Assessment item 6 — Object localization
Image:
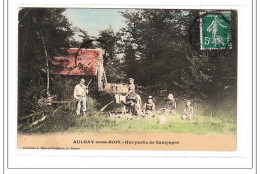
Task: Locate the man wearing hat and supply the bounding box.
[74,78,88,117]
[142,96,156,118]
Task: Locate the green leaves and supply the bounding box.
[118,9,236,101]
[18,8,75,119]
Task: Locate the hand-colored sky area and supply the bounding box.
[63,9,128,40]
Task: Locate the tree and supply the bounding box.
[68,27,92,48]
[119,9,237,100]
[18,8,75,117]
[97,27,126,82]
[97,27,118,63]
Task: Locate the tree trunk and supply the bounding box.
[41,33,50,96]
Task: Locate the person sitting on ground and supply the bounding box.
[142,96,156,118]
[181,100,194,120]
[165,94,177,115]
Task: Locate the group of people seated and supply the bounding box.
[126,78,194,120]
[74,77,194,121]
[142,94,193,120]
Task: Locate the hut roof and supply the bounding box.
[50,48,103,76]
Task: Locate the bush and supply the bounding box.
[18,96,114,133]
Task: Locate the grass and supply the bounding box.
[66,113,237,135]
[18,96,237,135]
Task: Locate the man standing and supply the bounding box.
[74,78,88,117]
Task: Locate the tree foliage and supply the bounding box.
[119,9,237,101]
[18,8,75,117]
[96,28,127,82]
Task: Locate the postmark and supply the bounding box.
[200,11,232,50]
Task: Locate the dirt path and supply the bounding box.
[18,132,236,151]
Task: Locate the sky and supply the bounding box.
[63,9,127,40]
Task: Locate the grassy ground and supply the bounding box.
[18,97,237,135]
[67,113,236,135]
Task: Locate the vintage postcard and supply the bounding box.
[17,8,237,151]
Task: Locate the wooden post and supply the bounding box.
[97,49,107,90]
[97,58,103,90]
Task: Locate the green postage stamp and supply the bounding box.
[200,11,232,50]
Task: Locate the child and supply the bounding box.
[165,94,177,115]
[126,78,136,100]
[142,96,156,117]
[181,100,194,120]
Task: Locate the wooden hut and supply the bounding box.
[50,48,107,90]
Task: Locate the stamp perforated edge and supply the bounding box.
[199,11,232,50]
